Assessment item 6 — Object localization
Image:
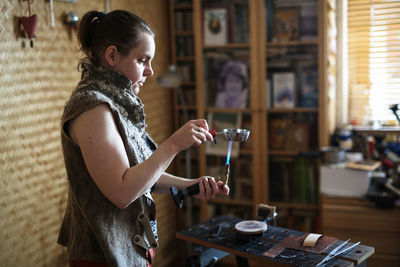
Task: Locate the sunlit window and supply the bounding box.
[347,0,400,125]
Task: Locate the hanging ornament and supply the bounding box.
[64,11,79,30]
[63,11,79,40]
[19,0,37,48]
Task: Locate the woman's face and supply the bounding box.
[114,33,155,95]
[225,74,244,98]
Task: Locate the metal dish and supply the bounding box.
[223,128,250,142]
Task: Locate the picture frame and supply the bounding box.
[203,52,250,108]
[272,8,299,42]
[203,5,231,46]
[272,72,295,108]
[214,60,249,109]
[206,112,242,157]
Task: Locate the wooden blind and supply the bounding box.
[347,0,400,125]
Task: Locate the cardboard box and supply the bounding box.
[320,165,371,198]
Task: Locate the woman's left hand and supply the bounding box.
[194,176,230,200]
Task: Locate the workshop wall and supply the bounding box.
[0,0,177,266]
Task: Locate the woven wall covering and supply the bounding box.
[0,0,176,266]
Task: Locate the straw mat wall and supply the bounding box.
[0,0,178,266]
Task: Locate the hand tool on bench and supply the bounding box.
[316,239,361,266]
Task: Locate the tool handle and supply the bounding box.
[182,183,201,197]
[170,183,200,208]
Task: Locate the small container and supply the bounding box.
[337,129,353,151]
[321,146,346,163]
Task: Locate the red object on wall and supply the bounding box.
[20,14,37,40]
[19,0,37,47]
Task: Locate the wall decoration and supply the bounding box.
[19,0,37,48]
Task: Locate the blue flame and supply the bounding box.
[226,141,233,164]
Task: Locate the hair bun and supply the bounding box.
[91,11,105,23]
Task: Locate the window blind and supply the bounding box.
[347,0,400,125]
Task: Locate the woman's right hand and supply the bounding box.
[167,119,214,152]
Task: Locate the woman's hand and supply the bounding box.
[194,176,230,200]
[167,119,214,153]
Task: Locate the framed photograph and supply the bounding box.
[203,5,231,46]
[203,52,250,108]
[214,60,249,108]
[206,112,242,157]
[272,72,295,108]
[272,8,299,42]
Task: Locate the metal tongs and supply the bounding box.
[316,239,360,266]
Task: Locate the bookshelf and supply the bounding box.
[168,0,329,232]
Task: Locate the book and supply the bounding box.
[285,122,309,151]
[268,118,291,150]
[272,8,299,42]
[299,4,318,41]
[298,64,318,108]
[272,72,295,108]
[235,178,253,201]
[232,2,249,43]
[235,159,252,179]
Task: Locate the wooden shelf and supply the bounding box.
[352,126,400,135]
[176,56,195,62]
[204,43,250,50]
[177,105,197,110]
[268,150,299,156]
[174,4,193,10]
[266,40,318,47]
[270,202,319,211]
[174,31,194,36]
[267,108,318,113]
[181,81,196,86]
[205,107,253,113]
[208,197,253,207]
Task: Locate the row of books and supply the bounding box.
[176,62,195,82]
[175,10,193,32]
[269,156,318,204]
[176,36,194,57]
[267,64,319,109]
[268,112,318,151]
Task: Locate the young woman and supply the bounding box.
[58,10,229,267]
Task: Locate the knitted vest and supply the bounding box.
[58,60,158,267]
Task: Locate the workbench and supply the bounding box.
[177,215,374,267]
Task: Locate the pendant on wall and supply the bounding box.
[19,0,37,48]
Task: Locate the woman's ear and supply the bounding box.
[104,45,119,67]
